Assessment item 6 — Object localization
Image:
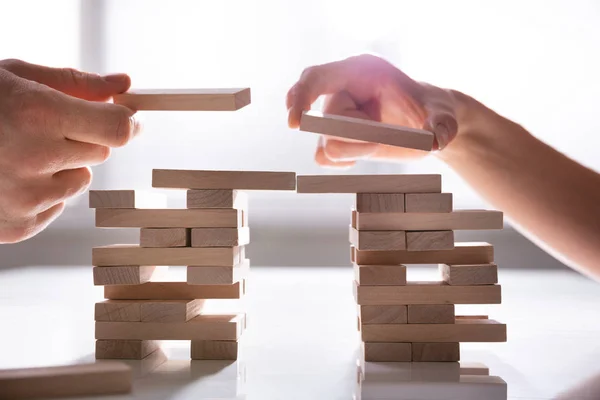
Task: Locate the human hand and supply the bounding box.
[0,59,141,243]
[286,54,461,168]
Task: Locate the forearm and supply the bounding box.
[438,92,600,280]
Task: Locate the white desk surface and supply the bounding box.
[0,265,599,400]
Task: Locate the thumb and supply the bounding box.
[423,100,458,151]
[0,59,131,101]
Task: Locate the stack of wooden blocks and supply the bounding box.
[297,173,507,363]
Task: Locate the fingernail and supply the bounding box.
[103,73,129,84]
[434,123,450,150]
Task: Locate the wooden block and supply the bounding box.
[0,361,131,399]
[104,281,243,300]
[190,340,238,360]
[95,314,245,340]
[408,305,455,324]
[95,300,142,322]
[88,190,166,209]
[112,88,251,111]
[406,231,454,251]
[187,258,250,285]
[140,228,190,247]
[187,189,248,209]
[360,305,408,324]
[356,193,405,213]
[460,362,490,375]
[93,266,162,286]
[354,281,501,305]
[456,315,489,320]
[299,110,434,151]
[349,227,406,251]
[95,299,205,322]
[191,227,249,247]
[353,242,494,265]
[351,209,357,228]
[440,263,498,285]
[296,174,441,194]
[362,319,507,342]
[95,340,160,360]
[356,210,503,230]
[92,245,242,266]
[354,264,406,286]
[405,193,453,213]
[412,343,460,362]
[363,342,412,362]
[96,208,243,228]
[152,169,296,190]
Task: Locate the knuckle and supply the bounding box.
[60,68,87,89]
[109,108,134,147]
[0,58,25,73]
[66,168,93,197]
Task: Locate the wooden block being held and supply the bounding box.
[89,190,166,209]
[296,174,441,194]
[353,242,494,265]
[95,340,160,360]
[0,361,131,399]
[190,340,238,360]
[412,342,460,362]
[299,110,434,151]
[405,193,453,213]
[356,193,405,213]
[349,227,406,251]
[140,228,190,247]
[93,266,164,286]
[187,259,250,285]
[96,209,243,228]
[355,210,503,230]
[187,189,248,209]
[363,342,412,362]
[406,231,454,251]
[104,281,243,300]
[152,169,296,190]
[191,227,249,247]
[113,88,251,111]
[360,305,408,324]
[354,264,406,286]
[408,305,455,324]
[93,245,242,266]
[440,263,498,285]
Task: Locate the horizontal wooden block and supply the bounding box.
[96,208,243,228]
[353,242,494,265]
[140,228,190,247]
[349,227,406,251]
[104,282,243,300]
[0,361,131,399]
[356,210,503,230]
[95,314,245,340]
[296,174,441,194]
[95,340,160,360]
[362,319,506,342]
[187,259,250,285]
[408,305,455,324]
[363,342,412,362]
[112,88,251,111]
[406,231,454,251]
[360,305,408,324]
[190,340,238,360]
[152,169,296,190]
[299,110,434,151]
[92,245,243,266]
[405,193,453,213]
[191,227,250,247]
[456,315,489,320]
[354,281,501,305]
[186,189,248,209]
[440,263,498,285]
[95,299,205,322]
[412,342,460,362]
[93,266,163,286]
[354,264,406,286]
[88,190,166,209]
[356,193,405,213]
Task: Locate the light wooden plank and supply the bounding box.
[406,231,454,251]
[93,266,163,286]
[408,305,455,324]
[296,174,441,194]
[412,343,460,362]
[0,361,131,399]
[104,282,243,300]
[96,208,242,228]
[354,264,406,286]
[88,190,166,209]
[140,228,190,247]
[187,259,250,285]
[349,227,406,251]
[352,242,494,265]
[95,300,142,322]
[152,169,296,190]
[356,210,503,230]
[440,263,498,285]
[299,110,434,151]
[187,189,248,209]
[356,193,405,213]
[191,227,250,247]
[190,340,238,360]
[405,193,453,213]
[92,245,242,266]
[354,281,501,305]
[363,342,412,362]
[112,88,251,111]
[140,299,205,323]
[360,305,408,324]
[362,319,506,342]
[95,340,160,360]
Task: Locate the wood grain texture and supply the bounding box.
[112,88,251,111]
[408,305,456,324]
[95,340,160,360]
[93,266,161,286]
[354,281,501,305]
[440,263,498,285]
[405,193,453,213]
[360,305,408,324]
[356,193,405,213]
[299,110,434,151]
[92,245,243,266]
[356,210,503,230]
[89,190,166,209]
[140,299,205,322]
[152,169,296,190]
[349,227,406,251]
[412,342,460,362]
[96,209,243,228]
[187,259,250,285]
[0,361,131,399]
[190,340,238,360]
[191,227,249,247]
[104,281,243,300]
[406,231,454,251]
[95,300,142,322]
[353,242,494,265]
[361,319,507,342]
[363,342,412,362]
[354,264,407,286]
[95,314,245,340]
[296,174,441,194]
[140,228,190,247]
[186,189,248,209]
